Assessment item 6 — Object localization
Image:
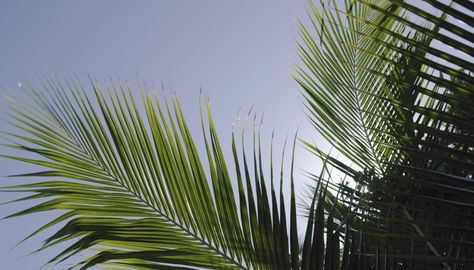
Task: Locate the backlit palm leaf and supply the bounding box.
[296,0,474,268]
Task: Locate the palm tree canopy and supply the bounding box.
[296,0,474,268]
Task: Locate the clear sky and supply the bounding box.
[0,1,325,269]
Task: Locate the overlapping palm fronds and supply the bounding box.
[296,0,474,268]
[1,0,473,269]
[0,80,304,270]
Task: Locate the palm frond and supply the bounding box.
[297,0,474,268]
[0,79,300,270]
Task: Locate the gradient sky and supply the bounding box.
[0,1,328,269]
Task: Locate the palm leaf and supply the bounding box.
[296,0,474,268]
[0,79,300,270]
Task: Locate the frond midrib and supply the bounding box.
[351,30,386,176]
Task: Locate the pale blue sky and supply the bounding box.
[0,1,325,269]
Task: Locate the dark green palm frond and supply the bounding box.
[297,0,474,268]
[0,79,300,270]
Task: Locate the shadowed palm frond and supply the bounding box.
[296,0,474,269]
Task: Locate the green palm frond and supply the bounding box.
[297,0,474,268]
[295,0,410,175]
[0,79,300,270]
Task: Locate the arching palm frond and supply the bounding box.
[296,0,474,268]
[0,80,300,270]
